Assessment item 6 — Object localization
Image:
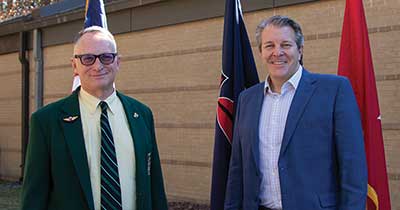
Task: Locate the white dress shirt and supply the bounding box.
[258,66,302,209]
[79,88,136,210]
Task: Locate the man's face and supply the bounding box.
[72,32,120,95]
[260,25,302,85]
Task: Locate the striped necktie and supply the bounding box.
[99,101,122,210]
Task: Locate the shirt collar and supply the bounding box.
[79,88,117,115]
[264,65,303,94]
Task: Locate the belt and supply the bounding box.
[259,206,281,210]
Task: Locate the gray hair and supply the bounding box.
[73,26,117,52]
[255,15,304,52]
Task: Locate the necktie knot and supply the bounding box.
[100,101,108,113]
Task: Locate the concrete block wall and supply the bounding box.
[0,52,22,181]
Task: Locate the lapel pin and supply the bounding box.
[63,116,79,122]
[133,112,139,118]
[147,152,152,176]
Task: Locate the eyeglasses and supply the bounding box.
[74,53,118,66]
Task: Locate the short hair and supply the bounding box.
[255,15,304,52]
[73,26,117,52]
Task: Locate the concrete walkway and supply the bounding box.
[0,180,20,210]
[0,180,209,210]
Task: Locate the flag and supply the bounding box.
[338,0,391,209]
[72,0,108,91]
[210,0,259,209]
[84,0,108,29]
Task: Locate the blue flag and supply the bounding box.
[72,0,108,91]
[210,0,259,209]
[84,0,108,29]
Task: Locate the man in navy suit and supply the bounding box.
[224,15,367,210]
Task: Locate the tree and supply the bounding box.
[0,0,60,22]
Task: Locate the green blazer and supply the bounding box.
[21,89,168,210]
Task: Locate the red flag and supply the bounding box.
[338,0,391,209]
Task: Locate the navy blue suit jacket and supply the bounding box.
[224,69,367,210]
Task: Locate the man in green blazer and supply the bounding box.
[21,26,168,210]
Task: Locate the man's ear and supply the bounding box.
[298,45,304,65]
[113,55,121,73]
[258,46,263,57]
[298,45,304,62]
[299,45,304,55]
[116,55,121,67]
[71,58,78,75]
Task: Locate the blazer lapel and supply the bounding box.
[60,89,94,210]
[280,70,317,156]
[117,92,149,204]
[250,83,266,172]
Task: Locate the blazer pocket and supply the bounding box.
[319,193,338,208]
[136,192,145,210]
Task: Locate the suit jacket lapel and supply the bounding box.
[117,92,149,204]
[280,70,317,156]
[60,89,94,210]
[251,83,266,172]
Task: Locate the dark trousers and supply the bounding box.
[259,206,274,210]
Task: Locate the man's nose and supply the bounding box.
[92,57,103,70]
[272,47,284,56]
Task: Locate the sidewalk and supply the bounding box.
[0,180,209,210]
[0,180,20,210]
